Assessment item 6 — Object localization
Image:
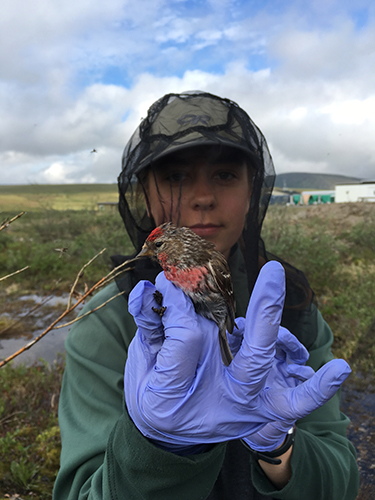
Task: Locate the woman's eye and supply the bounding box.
[166,172,188,183]
[216,171,235,181]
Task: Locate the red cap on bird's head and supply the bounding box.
[147,226,164,242]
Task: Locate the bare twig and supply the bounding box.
[92,257,138,291]
[0,212,28,282]
[0,295,52,337]
[0,266,30,283]
[67,248,107,310]
[0,278,104,368]
[53,290,127,329]
[0,256,139,368]
[0,279,61,337]
[0,211,26,232]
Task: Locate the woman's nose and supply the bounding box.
[190,177,216,210]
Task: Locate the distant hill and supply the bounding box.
[274,173,361,190]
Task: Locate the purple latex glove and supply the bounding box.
[232,312,350,452]
[240,325,314,451]
[125,261,351,447]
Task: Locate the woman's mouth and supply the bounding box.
[189,224,222,237]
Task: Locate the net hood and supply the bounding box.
[118,91,276,292]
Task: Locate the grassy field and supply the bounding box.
[0,184,118,211]
[263,203,375,372]
[1,192,375,498]
[0,210,135,297]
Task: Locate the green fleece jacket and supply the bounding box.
[53,253,359,500]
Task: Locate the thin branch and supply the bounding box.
[0,266,30,283]
[0,211,26,232]
[67,248,107,310]
[53,290,127,329]
[0,295,52,337]
[0,280,61,337]
[94,265,135,292]
[0,256,139,368]
[93,257,139,291]
[0,279,103,368]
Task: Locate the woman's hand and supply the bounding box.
[125,262,351,448]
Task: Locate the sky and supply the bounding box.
[0,0,374,185]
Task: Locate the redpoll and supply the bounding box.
[136,222,236,365]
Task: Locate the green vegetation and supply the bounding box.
[0,183,118,211]
[0,358,64,498]
[0,199,374,498]
[262,203,375,373]
[0,204,135,497]
[0,209,135,295]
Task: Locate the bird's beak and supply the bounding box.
[136,245,153,259]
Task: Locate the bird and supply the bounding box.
[54,247,69,258]
[136,222,236,365]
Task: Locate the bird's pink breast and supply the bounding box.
[164,265,208,292]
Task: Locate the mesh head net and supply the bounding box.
[118,90,275,293]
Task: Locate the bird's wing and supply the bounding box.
[207,255,236,333]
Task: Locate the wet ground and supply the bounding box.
[341,378,375,498]
[0,294,81,366]
[0,294,374,497]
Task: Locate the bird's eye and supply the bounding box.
[155,241,164,248]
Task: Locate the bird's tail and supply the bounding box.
[219,330,233,366]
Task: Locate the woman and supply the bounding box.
[53,91,359,499]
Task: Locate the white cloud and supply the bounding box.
[43,163,67,184]
[0,0,374,184]
[289,107,308,121]
[320,97,375,124]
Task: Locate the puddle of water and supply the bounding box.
[0,293,83,366]
[18,294,70,307]
[0,324,70,366]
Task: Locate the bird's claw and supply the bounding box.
[152,290,167,317]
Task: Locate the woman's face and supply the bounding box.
[145,146,252,259]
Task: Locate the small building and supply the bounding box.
[335,180,375,203]
[292,190,335,206]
